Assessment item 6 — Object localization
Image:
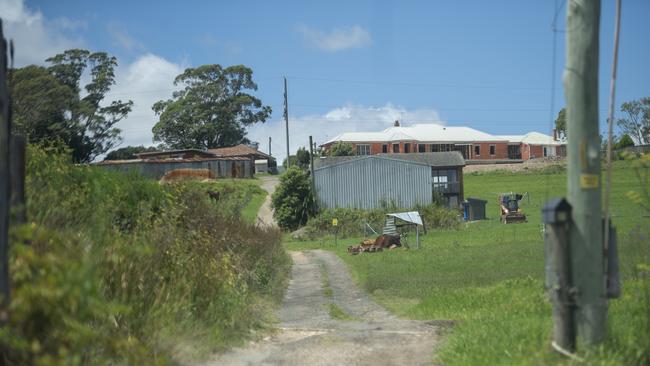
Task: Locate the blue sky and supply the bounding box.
[2,0,649,161]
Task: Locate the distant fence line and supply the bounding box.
[96,158,253,180]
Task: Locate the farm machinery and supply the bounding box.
[498,192,527,224]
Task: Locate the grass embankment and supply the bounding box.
[1,146,289,365]
[285,161,649,365]
[200,178,267,224]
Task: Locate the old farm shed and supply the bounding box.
[313,152,465,210]
[96,149,253,179]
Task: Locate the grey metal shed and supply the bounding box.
[314,155,432,210]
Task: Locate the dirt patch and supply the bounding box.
[198,250,446,366]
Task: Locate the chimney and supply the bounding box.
[394,120,400,127]
[552,129,558,141]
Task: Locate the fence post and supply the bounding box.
[0,19,11,328]
[543,198,575,352]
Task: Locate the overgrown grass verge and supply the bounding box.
[0,145,289,365]
[284,160,650,365]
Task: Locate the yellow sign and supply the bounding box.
[332,218,338,226]
[580,174,599,189]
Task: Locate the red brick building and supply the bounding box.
[321,123,565,161]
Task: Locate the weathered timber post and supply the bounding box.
[563,0,606,344]
[543,198,575,352]
[0,19,11,324]
[9,135,25,224]
[309,135,316,196]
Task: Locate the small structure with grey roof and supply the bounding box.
[314,152,465,210]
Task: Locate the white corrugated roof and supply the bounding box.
[496,132,563,145]
[325,123,505,144]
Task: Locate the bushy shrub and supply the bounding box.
[1,145,289,364]
[303,203,461,239]
[271,167,315,230]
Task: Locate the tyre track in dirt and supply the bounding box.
[201,249,447,366]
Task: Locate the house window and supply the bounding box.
[392,143,400,153]
[474,145,481,156]
[430,144,437,152]
[356,144,371,155]
[382,144,388,153]
[489,145,496,156]
[404,143,411,153]
[418,144,426,153]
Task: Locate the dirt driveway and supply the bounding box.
[256,176,280,227]
[201,250,445,366]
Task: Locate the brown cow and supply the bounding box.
[347,234,402,255]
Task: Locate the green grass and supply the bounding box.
[284,160,650,365]
[327,303,357,321]
[241,187,267,223]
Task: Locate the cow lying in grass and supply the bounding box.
[347,234,402,255]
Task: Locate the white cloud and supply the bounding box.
[246,104,443,163]
[109,54,185,148]
[298,25,371,52]
[0,0,84,66]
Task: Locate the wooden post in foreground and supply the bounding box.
[563,0,606,344]
[543,198,575,352]
[0,19,11,324]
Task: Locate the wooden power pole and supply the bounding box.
[564,0,606,344]
[283,77,290,168]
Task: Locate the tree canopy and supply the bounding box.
[554,108,567,140]
[104,145,158,160]
[10,49,133,162]
[152,64,271,150]
[617,97,649,145]
[328,141,355,156]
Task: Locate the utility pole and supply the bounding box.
[283,77,290,168]
[564,0,605,344]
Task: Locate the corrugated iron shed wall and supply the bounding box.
[98,158,253,180]
[314,156,432,210]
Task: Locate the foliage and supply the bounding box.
[328,141,355,156]
[302,204,461,239]
[616,133,635,149]
[0,145,289,364]
[152,64,272,149]
[285,160,650,365]
[622,152,650,213]
[104,145,158,160]
[10,49,133,162]
[271,167,315,230]
[554,107,566,140]
[9,66,76,145]
[617,97,650,145]
[282,147,311,169]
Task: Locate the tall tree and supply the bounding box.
[46,49,133,162]
[152,64,271,149]
[617,97,650,145]
[10,50,132,162]
[555,108,567,140]
[10,65,77,143]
